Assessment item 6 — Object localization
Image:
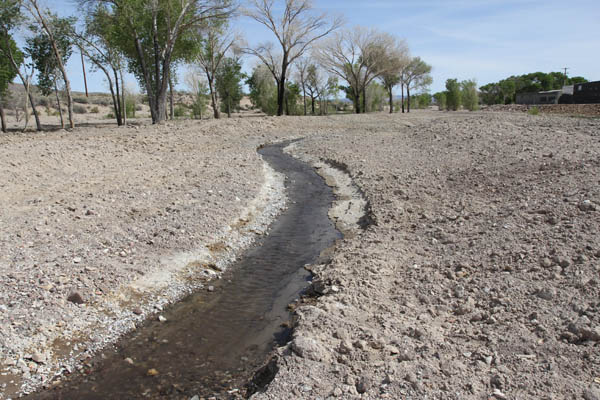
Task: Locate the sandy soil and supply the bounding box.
[1,110,600,399]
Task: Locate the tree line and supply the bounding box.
[0,0,434,132]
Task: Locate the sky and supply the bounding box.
[28,0,600,95]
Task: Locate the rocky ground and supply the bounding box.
[1,110,599,399]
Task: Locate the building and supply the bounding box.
[516,90,562,105]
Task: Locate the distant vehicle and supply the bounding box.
[516,80,600,105]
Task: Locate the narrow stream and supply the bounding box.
[29,142,342,399]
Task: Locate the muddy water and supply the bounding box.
[29,142,341,399]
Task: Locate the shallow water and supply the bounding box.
[29,141,341,399]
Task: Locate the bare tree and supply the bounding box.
[23,0,75,129]
[293,57,309,116]
[195,21,237,119]
[316,27,396,114]
[304,63,324,115]
[378,36,409,113]
[243,0,342,116]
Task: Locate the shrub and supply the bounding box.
[105,112,115,119]
[125,98,136,118]
[90,106,99,114]
[528,106,539,115]
[174,104,187,118]
[73,104,87,114]
[37,97,50,107]
[91,97,110,106]
[73,97,89,104]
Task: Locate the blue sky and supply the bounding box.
[39,0,600,94]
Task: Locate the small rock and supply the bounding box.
[356,377,369,394]
[338,340,353,355]
[190,396,200,400]
[579,200,596,212]
[540,258,552,268]
[207,286,215,292]
[31,352,46,364]
[490,374,503,389]
[158,315,167,322]
[85,209,95,216]
[73,257,82,264]
[132,308,143,315]
[124,357,134,365]
[492,388,507,399]
[398,349,416,362]
[535,287,555,300]
[147,368,159,376]
[67,292,84,304]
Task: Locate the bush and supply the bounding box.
[105,112,115,119]
[73,97,89,104]
[73,104,87,114]
[90,106,99,114]
[37,97,50,107]
[91,97,110,106]
[174,104,187,118]
[528,106,539,115]
[125,98,136,118]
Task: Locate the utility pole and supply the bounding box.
[562,67,569,86]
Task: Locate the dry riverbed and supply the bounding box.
[1,110,599,399]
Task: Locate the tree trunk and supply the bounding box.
[227,95,231,118]
[401,83,405,113]
[132,33,156,123]
[407,86,411,113]
[302,83,307,116]
[112,68,122,125]
[54,80,64,129]
[277,59,288,117]
[353,91,361,114]
[120,70,126,126]
[388,86,394,113]
[169,73,174,120]
[311,96,315,115]
[362,85,367,113]
[0,101,6,133]
[208,75,219,119]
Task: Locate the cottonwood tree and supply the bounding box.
[305,63,324,114]
[246,63,278,115]
[82,0,235,124]
[75,6,127,125]
[445,78,461,111]
[378,36,409,113]
[293,57,309,115]
[316,27,396,114]
[460,79,478,111]
[0,35,19,132]
[26,15,74,128]
[243,0,342,116]
[215,55,244,117]
[402,56,432,112]
[23,0,76,128]
[0,0,42,131]
[194,21,238,119]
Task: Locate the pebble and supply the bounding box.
[147,368,159,376]
[535,288,555,300]
[158,315,167,322]
[124,357,134,365]
[492,388,507,399]
[67,292,84,304]
[540,258,552,268]
[73,257,82,264]
[208,286,215,292]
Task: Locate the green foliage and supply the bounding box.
[0,33,22,97]
[125,96,136,118]
[284,82,301,115]
[247,64,278,115]
[460,79,479,111]
[90,106,99,113]
[365,82,386,112]
[216,57,244,116]
[25,14,75,97]
[174,104,187,118]
[480,72,589,105]
[433,92,446,110]
[191,80,209,119]
[528,106,539,115]
[445,79,461,111]
[73,97,89,104]
[413,93,432,109]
